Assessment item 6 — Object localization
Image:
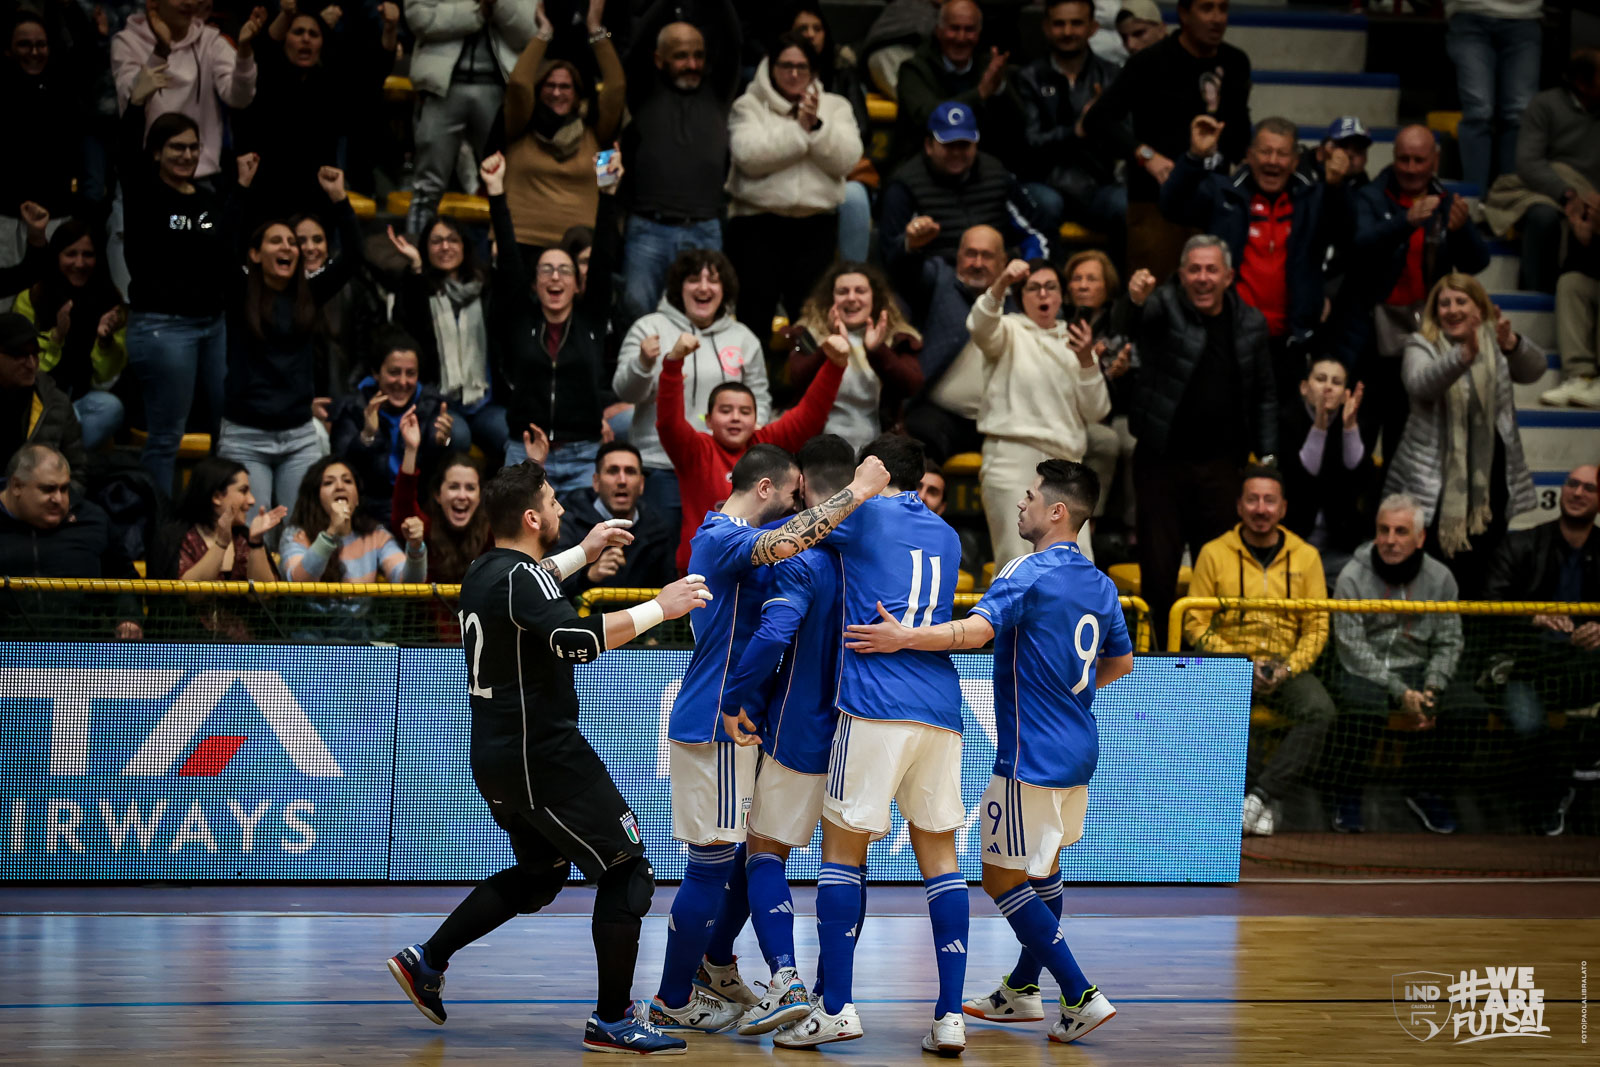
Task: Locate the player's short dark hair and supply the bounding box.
[858,433,924,492]
[483,461,552,540]
[1035,460,1098,528]
[797,434,856,498]
[593,440,643,471]
[1239,464,1285,497]
[730,443,797,494]
[707,381,756,415]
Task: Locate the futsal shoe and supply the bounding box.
[736,967,812,1035]
[583,1005,688,1055]
[1331,794,1364,834]
[647,989,744,1033]
[1049,987,1116,1043]
[386,943,447,1025]
[1242,790,1275,836]
[772,1002,865,1047]
[1404,792,1457,834]
[962,974,1045,1022]
[695,955,760,1006]
[921,1012,967,1056]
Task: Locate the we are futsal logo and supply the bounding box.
[1393,966,1552,1043]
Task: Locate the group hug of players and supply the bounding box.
[384,430,1133,1057]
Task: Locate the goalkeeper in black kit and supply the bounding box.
[387,460,711,1056]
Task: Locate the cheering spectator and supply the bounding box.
[292,212,388,408]
[618,0,741,321]
[6,222,127,452]
[553,441,676,594]
[613,248,770,552]
[1016,0,1126,239]
[1384,273,1544,596]
[482,152,612,494]
[890,0,1025,172]
[217,159,361,516]
[111,0,262,181]
[1304,117,1374,191]
[784,262,923,451]
[0,444,141,638]
[787,2,876,262]
[391,415,492,584]
[0,201,50,298]
[0,312,86,495]
[1086,0,1251,280]
[502,0,625,256]
[279,455,427,582]
[1280,359,1371,578]
[117,80,231,495]
[1485,463,1599,836]
[858,0,938,98]
[1545,191,1600,408]
[879,102,1051,270]
[1114,0,1166,57]
[403,0,537,237]
[896,223,1004,463]
[1444,0,1542,194]
[331,331,458,526]
[386,218,506,461]
[919,457,947,515]
[157,455,285,583]
[1184,467,1334,838]
[724,33,862,349]
[2,10,92,216]
[1330,493,1474,835]
[1162,115,1350,396]
[1133,235,1276,647]
[656,328,847,573]
[970,257,1111,565]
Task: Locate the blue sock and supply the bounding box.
[816,863,863,1015]
[657,843,738,1008]
[925,873,969,1018]
[815,864,867,1000]
[744,850,795,973]
[994,882,1090,1003]
[705,843,749,966]
[1007,876,1064,989]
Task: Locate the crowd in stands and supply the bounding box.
[0,0,1596,835]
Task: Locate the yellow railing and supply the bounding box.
[1166,597,1600,652]
[0,576,461,598]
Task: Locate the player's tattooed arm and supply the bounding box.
[748,455,891,566]
[845,603,996,652]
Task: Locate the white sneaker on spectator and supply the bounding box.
[1540,377,1600,408]
[1243,791,1275,836]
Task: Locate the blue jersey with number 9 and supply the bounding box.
[971,541,1131,788]
[831,493,963,732]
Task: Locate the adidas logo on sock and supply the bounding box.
[769,902,794,915]
[1052,927,1065,945]
[940,939,967,954]
[986,843,1001,854]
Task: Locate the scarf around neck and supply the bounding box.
[531,101,588,161]
[1436,323,1498,557]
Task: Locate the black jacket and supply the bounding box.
[1131,277,1276,459]
[1015,52,1123,189]
[890,37,1027,173]
[1160,153,1344,341]
[1486,521,1600,626]
[330,380,456,525]
[5,374,88,499]
[1278,399,1374,554]
[554,488,677,596]
[0,499,140,633]
[879,152,1051,268]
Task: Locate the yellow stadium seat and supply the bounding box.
[1426,111,1461,139]
[770,315,790,351]
[1057,221,1107,244]
[866,93,897,123]
[129,428,211,460]
[943,452,981,477]
[981,561,994,589]
[133,559,147,578]
[385,191,492,223]
[1105,563,1191,597]
[1251,704,1287,729]
[383,75,414,101]
[346,192,377,219]
[955,569,974,593]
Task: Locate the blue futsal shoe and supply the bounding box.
[386,943,447,1025]
[583,1004,689,1055]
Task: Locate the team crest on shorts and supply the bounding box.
[620,811,641,845]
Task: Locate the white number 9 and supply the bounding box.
[1070,614,1100,695]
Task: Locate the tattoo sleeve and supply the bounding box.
[750,487,860,566]
[946,620,966,650]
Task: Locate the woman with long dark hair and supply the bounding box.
[160,455,286,583]
[279,455,426,583]
[391,406,492,584]
[216,156,361,517]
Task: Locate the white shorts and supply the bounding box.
[669,741,756,845]
[822,715,965,836]
[746,754,827,847]
[979,776,1088,878]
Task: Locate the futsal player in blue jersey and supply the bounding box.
[774,434,971,1055]
[649,444,891,1033]
[846,459,1134,1045]
[715,435,857,1036]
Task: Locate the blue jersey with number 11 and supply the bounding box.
[832,493,963,732]
[971,541,1131,789]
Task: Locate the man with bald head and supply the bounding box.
[619,0,742,321]
[890,0,1027,171]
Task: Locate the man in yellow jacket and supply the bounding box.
[1184,466,1335,837]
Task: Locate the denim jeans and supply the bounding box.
[1445,13,1543,192]
[622,214,722,323]
[125,310,226,496]
[216,418,328,519]
[643,465,682,562]
[73,391,125,452]
[446,402,509,470]
[1025,177,1128,241]
[838,180,872,263]
[502,437,599,499]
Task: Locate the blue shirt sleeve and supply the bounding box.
[722,560,814,720]
[705,517,763,578]
[1101,587,1133,658]
[970,556,1034,634]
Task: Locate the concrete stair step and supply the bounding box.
[1517,412,1600,475]
[1494,291,1555,351]
[1252,71,1400,129]
[1476,241,1521,293]
[1155,6,1370,74]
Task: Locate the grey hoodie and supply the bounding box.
[1332,541,1463,699]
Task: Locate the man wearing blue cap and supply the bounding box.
[1304,117,1373,190]
[879,100,1052,270]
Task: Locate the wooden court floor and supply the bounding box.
[1,884,1594,1066]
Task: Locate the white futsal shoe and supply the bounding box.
[694,955,761,1006]
[647,988,744,1033]
[772,1002,864,1048]
[921,1012,966,1056]
[736,967,812,1035]
[1242,790,1275,836]
[961,974,1045,1022]
[1049,987,1116,1043]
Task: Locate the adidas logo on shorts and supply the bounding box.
[986,843,1001,854]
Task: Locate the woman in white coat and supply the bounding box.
[970,258,1113,567]
[722,32,863,352]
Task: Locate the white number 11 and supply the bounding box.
[901,549,943,628]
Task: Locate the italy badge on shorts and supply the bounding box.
[620,811,641,845]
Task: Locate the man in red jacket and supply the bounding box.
[658,331,849,573]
